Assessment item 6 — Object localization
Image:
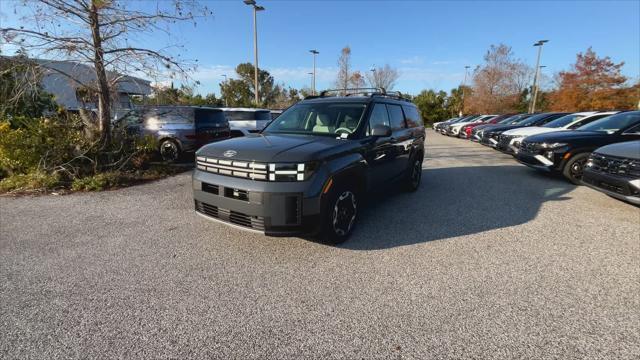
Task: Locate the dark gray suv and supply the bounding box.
[118,106,231,161]
[192,89,425,243]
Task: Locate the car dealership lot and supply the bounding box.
[1,130,638,359]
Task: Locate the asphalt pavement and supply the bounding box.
[1,130,639,359]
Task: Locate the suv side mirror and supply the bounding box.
[371,124,392,137]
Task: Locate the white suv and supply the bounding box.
[219,107,273,137]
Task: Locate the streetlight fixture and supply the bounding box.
[244,0,265,106]
[309,50,319,95]
[530,39,549,113]
[461,65,470,117]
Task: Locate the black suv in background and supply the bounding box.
[480,112,568,147]
[582,140,640,205]
[117,106,231,161]
[517,111,640,184]
[192,88,425,244]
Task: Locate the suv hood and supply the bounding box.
[486,124,522,133]
[593,140,640,159]
[196,133,349,162]
[524,130,610,144]
[502,126,566,137]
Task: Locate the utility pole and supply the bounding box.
[309,50,319,95]
[370,68,376,89]
[244,0,264,106]
[460,65,470,117]
[530,39,549,113]
[222,74,228,107]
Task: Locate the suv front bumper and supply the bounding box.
[192,169,324,236]
[582,168,640,205]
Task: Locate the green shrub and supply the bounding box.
[71,172,122,191]
[0,171,59,192]
[0,116,86,176]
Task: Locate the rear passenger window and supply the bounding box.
[387,104,406,130]
[402,105,423,128]
[367,103,390,135]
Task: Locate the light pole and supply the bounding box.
[244,0,264,106]
[460,65,470,117]
[309,50,319,95]
[530,39,548,113]
[222,74,228,107]
[308,72,314,93]
[370,68,376,89]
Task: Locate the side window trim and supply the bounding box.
[622,123,640,135]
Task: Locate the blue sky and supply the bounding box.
[1,0,638,96]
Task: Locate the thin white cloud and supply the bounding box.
[399,56,425,65]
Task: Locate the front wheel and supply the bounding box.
[562,152,590,185]
[320,185,358,245]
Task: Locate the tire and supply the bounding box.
[404,155,423,192]
[320,184,359,245]
[562,152,590,185]
[159,139,180,162]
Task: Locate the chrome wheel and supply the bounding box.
[160,140,179,161]
[332,191,357,236]
[570,158,587,180]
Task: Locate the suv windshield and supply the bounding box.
[577,112,640,133]
[499,114,527,124]
[517,113,554,126]
[543,114,586,128]
[264,102,366,136]
[225,110,271,121]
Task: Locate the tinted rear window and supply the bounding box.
[402,105,423,128]
[145,107,194,124]
[387,104,406,130]
[195,109,227,125]
[225,110,272,121]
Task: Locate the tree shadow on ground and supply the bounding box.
[340,165,574,250]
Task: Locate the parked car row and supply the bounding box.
[435,111,640,205]
[115,106,280,161]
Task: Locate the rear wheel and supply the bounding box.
[562,152,590,185]
[404,156,423,192]
[159,139,180,162]
[320,185,358,245]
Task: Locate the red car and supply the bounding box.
[460,114,515,139]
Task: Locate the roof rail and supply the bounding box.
[304,87,411,102]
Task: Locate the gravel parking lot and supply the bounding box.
[1,129,639,359]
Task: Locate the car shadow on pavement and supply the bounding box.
[340,165,575,250]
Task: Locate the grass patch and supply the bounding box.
[0,171,60,193]
[0,165,184,195]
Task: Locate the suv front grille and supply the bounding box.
[587,153,640,178]
[498,134,514,146]
[197,156,268,180]
[519,142,541,154]
[195,200,265,231]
